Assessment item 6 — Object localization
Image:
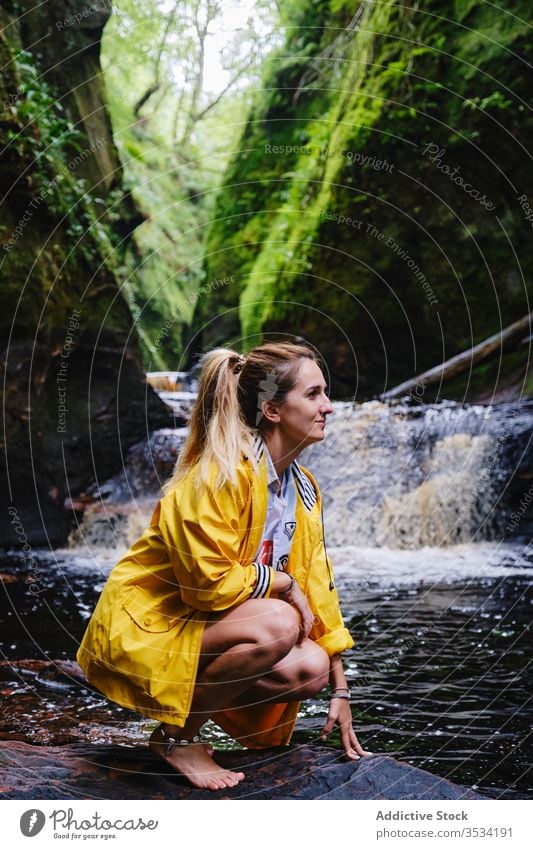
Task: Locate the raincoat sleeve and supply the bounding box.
[157,472,274,612]
[306,516,354,657]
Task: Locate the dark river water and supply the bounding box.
[0,548,531,799]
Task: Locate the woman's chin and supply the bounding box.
[306,429,326,445]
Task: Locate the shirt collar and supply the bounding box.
[251,432,317,511]
[255,434,288,494]
[266,447,284,495]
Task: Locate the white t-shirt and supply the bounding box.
[253,443,297,572]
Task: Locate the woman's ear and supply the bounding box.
[260,399,281,425]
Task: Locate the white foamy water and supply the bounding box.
[35,539,532,595]
[66,397,532,563]
[302,400,532,548]
[328,540,533,590]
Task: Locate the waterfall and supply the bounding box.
[303,400,533,549]
[68,392,533,563]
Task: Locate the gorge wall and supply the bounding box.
[190,0,532,400]
[1,0,169,544]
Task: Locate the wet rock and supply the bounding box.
[0,659,86,682]
[0,741,485,800]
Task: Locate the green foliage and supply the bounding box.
[454,0,479,24]
[100,0,281,367]
[7,50,82,176]
[4,49,124,268]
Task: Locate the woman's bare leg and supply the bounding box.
[226,638,330,708]
[150,598,300,790]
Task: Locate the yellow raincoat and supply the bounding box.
[76,449,353,747]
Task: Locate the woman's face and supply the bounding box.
[270,358,334,450]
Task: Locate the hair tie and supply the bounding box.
[233,353,246,374]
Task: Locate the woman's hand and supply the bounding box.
[283,581,315,644]
[321,697,372,760]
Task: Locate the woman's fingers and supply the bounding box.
[323,702,373,759]
[291,590,314,642]
[320,703,340,739]
[346,729,373,758]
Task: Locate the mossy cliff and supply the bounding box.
[191,0,533,399]
[0,0,168,544]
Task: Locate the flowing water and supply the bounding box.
[1,398,532,798]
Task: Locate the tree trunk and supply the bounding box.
[380,313,532,401]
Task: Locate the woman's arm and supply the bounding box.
[321,653,372,759]
[158,475,275,610]
[329,652,349,691]
[273,572,315,643]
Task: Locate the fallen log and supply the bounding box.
[380,312,532,401]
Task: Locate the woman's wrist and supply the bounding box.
[330,686,351,700]
[278,573,296,596]
[329,654,350,696]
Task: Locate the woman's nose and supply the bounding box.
[321,395,334,414]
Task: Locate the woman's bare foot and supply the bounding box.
[149,725,245,791]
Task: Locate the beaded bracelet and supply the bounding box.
[330,692,350,700]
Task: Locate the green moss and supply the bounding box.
[192,0,532,397]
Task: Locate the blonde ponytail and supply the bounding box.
[163,341,319,494]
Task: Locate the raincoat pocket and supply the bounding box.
[122,585,178,633]
[107,585,181,698]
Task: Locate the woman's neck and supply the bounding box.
[263,432,302,479]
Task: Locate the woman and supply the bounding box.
[77,342,370,790]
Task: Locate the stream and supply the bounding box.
[1,397,532,798]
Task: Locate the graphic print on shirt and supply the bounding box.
[284,521,296,540]
[256,539,273,566]
[277,554,289,572]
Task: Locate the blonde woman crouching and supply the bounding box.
[77,342,370,790]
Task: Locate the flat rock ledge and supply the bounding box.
[0,742,486,800]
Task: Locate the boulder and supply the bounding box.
[0,741,485,800]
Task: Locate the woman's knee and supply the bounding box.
[285,642,330,697]
[202,598,299,658]
[254,599,300,656]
